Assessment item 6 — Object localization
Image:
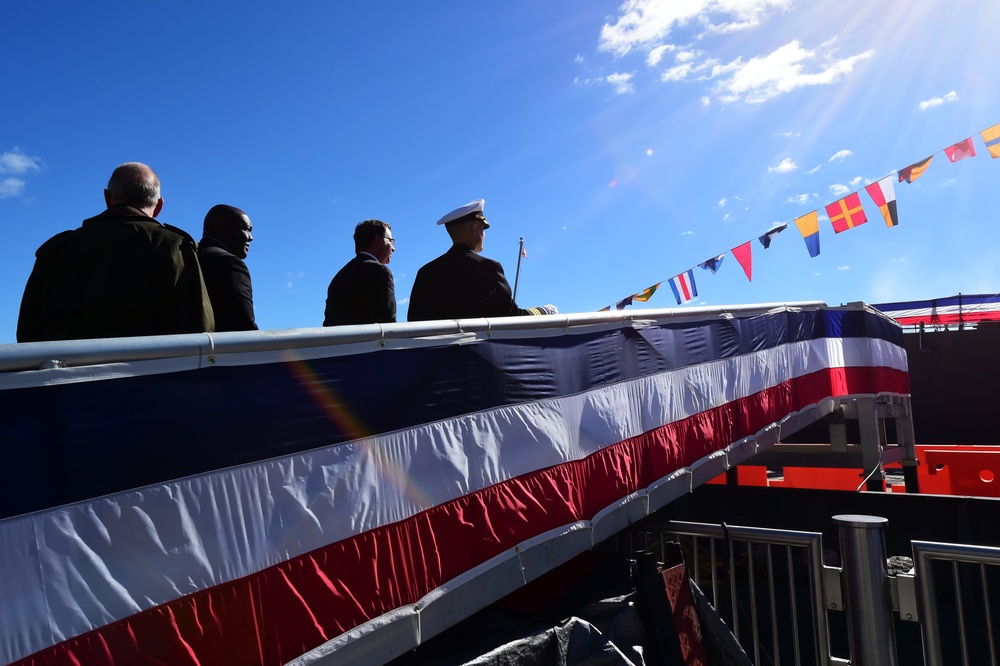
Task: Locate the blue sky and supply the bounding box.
[3,1,998,342]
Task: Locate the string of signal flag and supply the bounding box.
[597,121,1000,312]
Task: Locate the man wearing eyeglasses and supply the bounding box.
[323,219,396,325]
[407,199,556,322]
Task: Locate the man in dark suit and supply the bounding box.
[407,199,555,322]
[198,204,258,331]
[324,219,396,325]
[17,162,214,342]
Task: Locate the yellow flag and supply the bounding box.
[794,211,820,258]
[981,122,1000,159]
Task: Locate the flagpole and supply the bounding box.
[513,237,524,300]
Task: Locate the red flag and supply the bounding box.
[825,192,867,234]
[732,242,752,282]
[944,137,976,162]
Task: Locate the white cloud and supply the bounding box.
[828,149,852,162]
[712,40,874,104]
[397,297,410,307]
[722,212,731,222]
[837,266,850,271]
[661,62,697,82]
[681,230,694,236]
[786,193,813,205]
[807,164,822,174]
[0,177,26,199]
[849,176,863,187]
[780,130,800,138]
[829,183,850,196]
[575,54,585,64]
[675,50,698,63]
[717,197,727,207]
[0,148,41,175]
[606,72,636,94]
[919,90,958,111]
[661,49,717,82]
[768,157,797,173]
[646,44,673,66]
[599,0,793,56]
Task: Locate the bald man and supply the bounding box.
[17,162,215,342]
[198,204,258,331]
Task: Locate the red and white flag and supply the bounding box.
[944,137,976,163]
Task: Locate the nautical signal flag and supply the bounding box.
[864,177,899,228]
[944,137,976,163]
[615,295,634,310]
[633,283,660,302]
[826,192,867,234]
[898,156,933,183]
[698,254,725,274]
[758,223,787,249]
[668,270,697,304]
[732,242,753,282]
[981,123,1000,159]
[794,211,820,257]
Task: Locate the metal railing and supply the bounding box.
[907,540,1000,666]
[645,520,837,665]
[646,517,1000,665]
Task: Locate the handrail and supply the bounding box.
[0,301,830,373]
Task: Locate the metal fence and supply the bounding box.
[642,518,1000,665]
[641,520,833,665]
[907,540,1000,666]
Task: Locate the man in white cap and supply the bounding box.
[407,199,556,321]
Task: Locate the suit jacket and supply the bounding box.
[17,205,214,342]
[407,244,533,321]
[324,253,396,325]
[197,237,257,332]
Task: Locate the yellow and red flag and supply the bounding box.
[825,192,867,234]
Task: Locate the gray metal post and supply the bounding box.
[834,514,898,666]
[857,398,885,492]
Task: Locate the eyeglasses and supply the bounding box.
[383,236,395,245]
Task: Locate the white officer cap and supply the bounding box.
[436,199,489,228]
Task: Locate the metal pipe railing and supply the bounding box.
[663,520,831,663]
[0,300,831,373]
[652,521,1000,666]
[912,540,1000,666]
